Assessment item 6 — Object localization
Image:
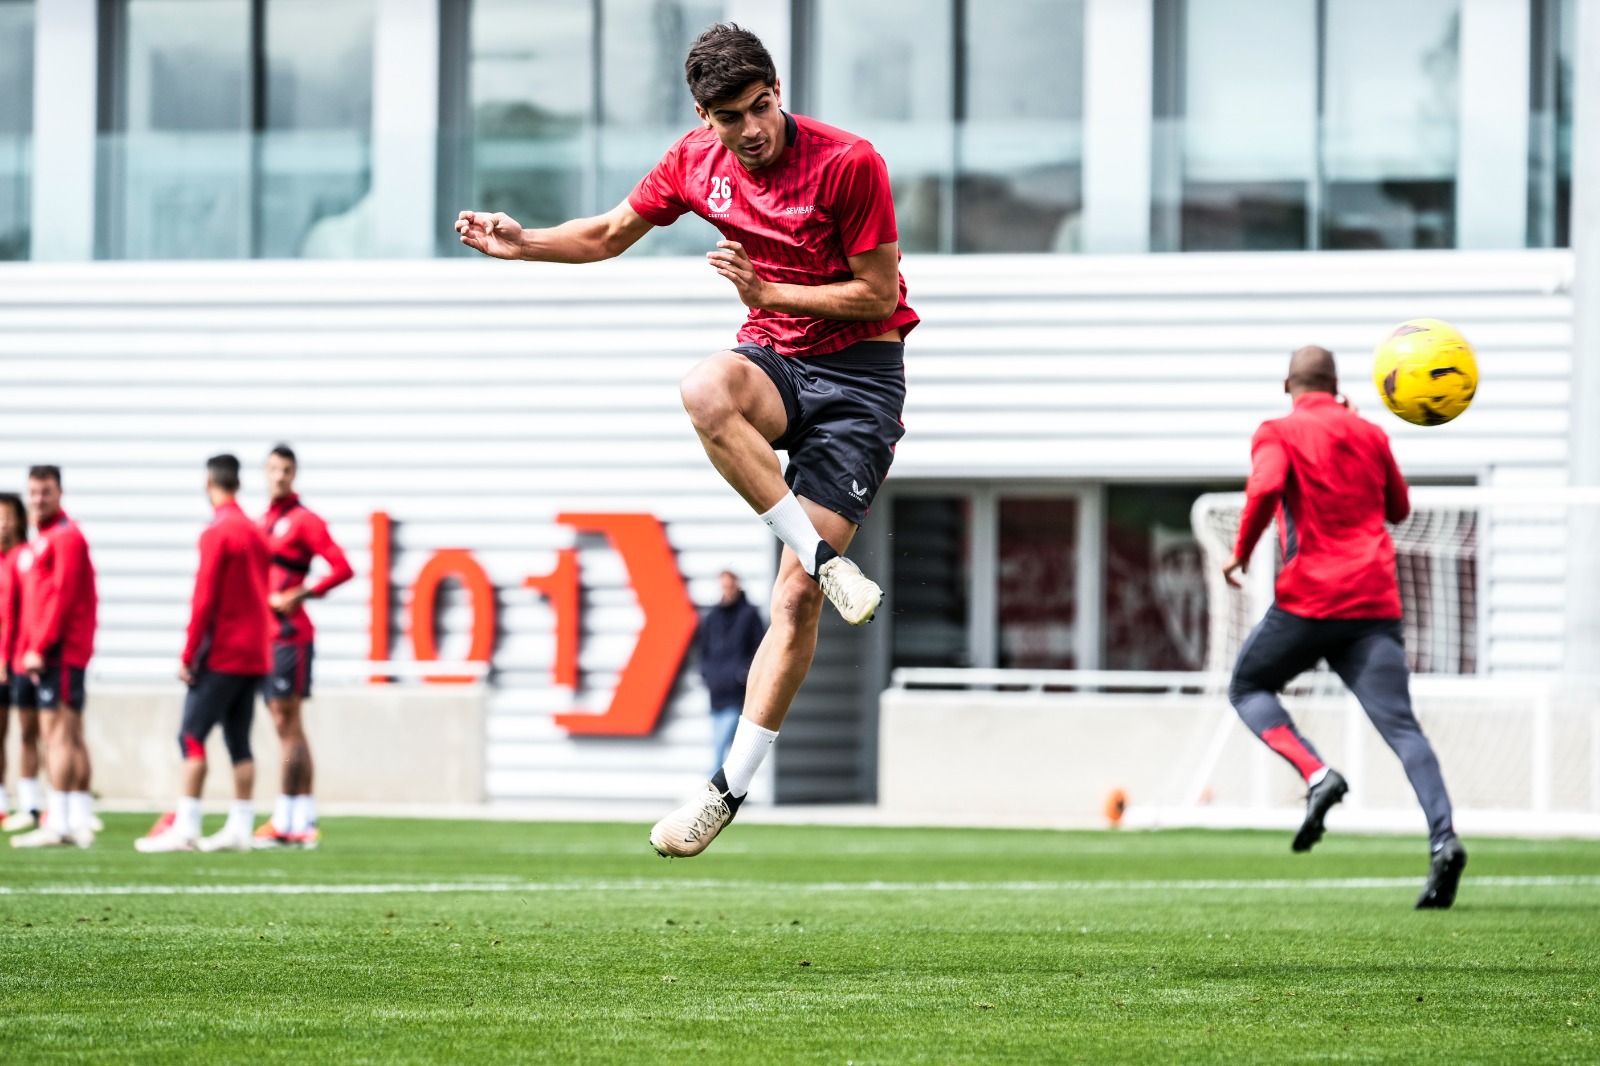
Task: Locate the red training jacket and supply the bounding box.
[1234,392,1411,620]
[183,500,273,676]
[258,494,354,645]
[0,544,19,673]
[13,511,98,669]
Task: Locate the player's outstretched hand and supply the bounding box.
[708,240,769,309]
[456,211,525,260]
[1222,554,1248,589]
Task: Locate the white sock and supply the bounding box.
[760,493,825,575]
[273,794,293,832]
[18,777,41,814]
[719,717,778,799]
[226,800,254,835]
[1308,766,1329,787]
[68,791,93,833]
[291,795,317,833]
[0,784,9,815]
[176,796,203,839]
[48,790,69,833]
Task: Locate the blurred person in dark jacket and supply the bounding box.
[698,571,766,776]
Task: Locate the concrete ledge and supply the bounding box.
[4,683,487,805]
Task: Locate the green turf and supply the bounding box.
[1,816,1597,1064]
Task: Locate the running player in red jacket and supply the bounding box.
[11,467,99,849]
[139,455,273,854]
[253,445,353,849]
[0,492,44,832]
[458,24,915,858]
[1223,346,1465,908]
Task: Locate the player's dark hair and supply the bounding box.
[0,493,25,543]
[685,23,777,106]
[27,464,61,487]
[207,454,242,494]
[269,443,298,465]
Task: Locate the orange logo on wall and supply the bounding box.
[367,512,698,737]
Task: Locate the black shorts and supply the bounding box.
[262,642,314,701]
[735,340,907,525]
[181,670,260,764]
[11,661,86,713]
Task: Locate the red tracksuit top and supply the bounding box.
[0,545,19,672]
[13,511,98,669]
[183,500,273,676]
[1233,392,1411,620]
[258,494,353,645]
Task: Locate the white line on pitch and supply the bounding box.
[1,875,1597,897]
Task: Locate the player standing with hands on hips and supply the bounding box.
[457,23,917,857]
[1223,346,1465,909]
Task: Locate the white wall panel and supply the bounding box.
[0,250,1574,803]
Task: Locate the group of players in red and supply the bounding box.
[460,23,1465,907]
[0,449,351,852]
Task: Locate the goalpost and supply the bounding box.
[1130,487,1600,836]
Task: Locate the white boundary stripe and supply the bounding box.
[1,875,1597,897]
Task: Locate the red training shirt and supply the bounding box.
[13,511,98,670]
[628,111,920,357]
[259,494,354,646]
[1233,392,1411,620]
[183,500,273,676]
[0,545,18,674]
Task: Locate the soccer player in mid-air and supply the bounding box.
[457,23,917,857]
[0,491,45,832]
[253,445,353,849]
[139,455,273,853]
[1223,346,1466,909]
[10,467,100,849]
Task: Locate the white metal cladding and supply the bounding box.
[0,249,1575,804]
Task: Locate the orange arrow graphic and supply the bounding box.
[552,513,697,736]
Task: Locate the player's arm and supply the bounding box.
[1381,441,1411,524]
[22,547,70,671]
[454,199,655,264]
[1225,431,1290,588]
[278,517,355,612]
[180,531,223,682]
[708,240,901,322]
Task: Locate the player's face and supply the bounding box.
[698,81,786,169]
[265,455,297,500]
[27,477,60,526]
[0,505,20,545]
[720,572,740,604]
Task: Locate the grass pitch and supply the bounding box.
[1,816,1597,1064]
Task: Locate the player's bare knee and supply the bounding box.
[772,572,824,629]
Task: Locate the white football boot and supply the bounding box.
[2,810,39,833]
[11,826,73,848]
[817,555,881,626]
[135,826,199,853]
[650,781,736,858]
[198,824,254,853]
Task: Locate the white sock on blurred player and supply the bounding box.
[176,796,203,839]
[719,718,777,799]
[0,784,9,816]
[48,790,69,833]
[67,791,94,833]
[18,777,41,815]
[272,794,293,832]
[225,800,253,837]
[290,795,316,833]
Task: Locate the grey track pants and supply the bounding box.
[1229,605,1455,848]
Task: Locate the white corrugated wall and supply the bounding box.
[0,249,1574,802]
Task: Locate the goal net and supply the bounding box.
[1130,487,1600,836]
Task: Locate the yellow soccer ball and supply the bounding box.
[1372,318,1478,426]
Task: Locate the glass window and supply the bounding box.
[889,496,971,668]
[0,0,34,261]
[98,0,374,259]
[441,0,727,256]
[1321,0,1458,250]
[957,0,1084,252]
[1104,485,1230,671]
[1153,0,1459,252]
[1528,0,1575,247]
[997,498,1078,669]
